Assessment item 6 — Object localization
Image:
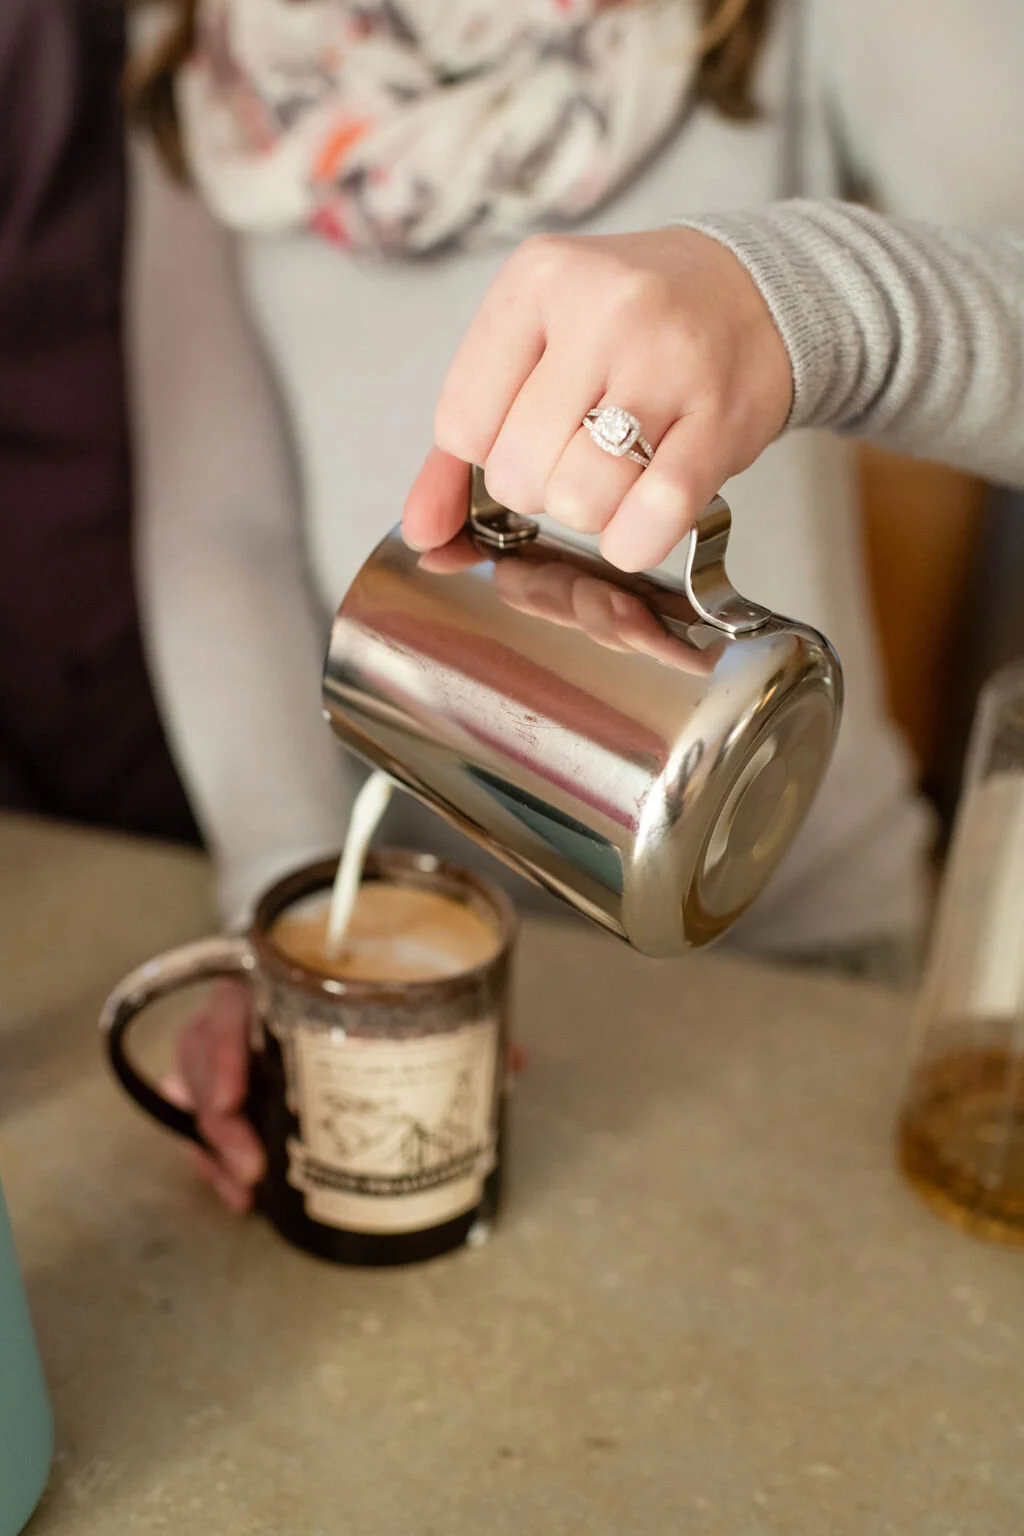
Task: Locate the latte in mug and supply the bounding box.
[270,881,500,984]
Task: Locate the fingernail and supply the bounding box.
[402,526,434,552]
[161,1072,193,1111]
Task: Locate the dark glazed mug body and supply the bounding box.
[247,856,513,1266]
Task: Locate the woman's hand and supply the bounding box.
[163,979,266,1212]
[403,227,792,571]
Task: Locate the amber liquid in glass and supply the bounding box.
[897,1043,1024,1246]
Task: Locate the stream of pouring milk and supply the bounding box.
[326,770,395,956]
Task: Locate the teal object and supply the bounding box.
[0,1176,53,1536]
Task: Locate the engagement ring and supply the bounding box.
[583,406,653,468]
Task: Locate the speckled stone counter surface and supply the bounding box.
[1,814,1022,1536]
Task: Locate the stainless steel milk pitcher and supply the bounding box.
[323,468,843,955]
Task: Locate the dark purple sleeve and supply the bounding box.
[0,0,197,840]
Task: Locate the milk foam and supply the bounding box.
[271,882,499,984]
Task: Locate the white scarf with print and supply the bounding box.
[177,0,703,255]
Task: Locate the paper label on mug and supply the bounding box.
[285,1020,499,1234]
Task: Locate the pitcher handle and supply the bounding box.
[681,494,772,636]
[468,466,770,636]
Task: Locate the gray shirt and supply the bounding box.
[685,200,1024,487]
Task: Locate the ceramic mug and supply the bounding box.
[101,851,516,1267]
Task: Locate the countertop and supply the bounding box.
[1,814,1022,1535]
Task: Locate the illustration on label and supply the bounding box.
[286,1021,498,1234]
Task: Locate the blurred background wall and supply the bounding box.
[858,451,1024,846]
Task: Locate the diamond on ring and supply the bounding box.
[583,407,653,468]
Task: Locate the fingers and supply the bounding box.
[545,392,678,537]
[433,239,551,465]
[414,409,717,573]
[179,979,251,1116]
[162,1070,258,1211]
[421,226,795,570]
[600,413,725,572]
[403,448,470,551]
[483,346,605,518]
[188,1145,258,1214]
[177,980,266,1199]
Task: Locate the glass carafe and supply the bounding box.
[897,660,1024,1244]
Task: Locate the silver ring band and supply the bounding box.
[583,407,653,469]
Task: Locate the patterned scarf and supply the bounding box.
[177,0,702,256]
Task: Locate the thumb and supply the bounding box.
[402,447,470,551]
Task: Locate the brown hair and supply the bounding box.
[124,0,199,179]
[127,0,778,180]
[694,0,776,120]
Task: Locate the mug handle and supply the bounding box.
[100,936,256,1148]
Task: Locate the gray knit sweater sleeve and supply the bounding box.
[680,200,1024,488]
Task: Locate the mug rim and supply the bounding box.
[251,847,517,1003]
